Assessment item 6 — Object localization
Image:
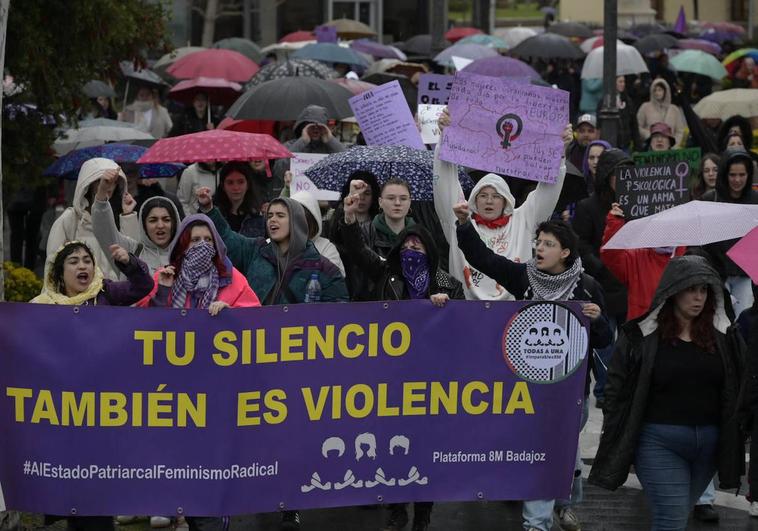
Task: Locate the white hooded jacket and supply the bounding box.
[433,144,566,301]
[45,158,128,281]
[291,190,346,276]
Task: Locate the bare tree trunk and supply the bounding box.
[0,0,11,303]
[201,0,218,47]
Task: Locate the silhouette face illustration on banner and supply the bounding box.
[496,114,523,149]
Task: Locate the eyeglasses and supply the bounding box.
[533,239,559,249]
[477,193,504,202]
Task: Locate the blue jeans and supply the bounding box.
[592,316,618,400]
[634,423,719,531]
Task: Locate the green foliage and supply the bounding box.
[3,261,43,302]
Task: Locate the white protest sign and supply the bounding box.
[417,104,445,144]
[290,153,340,201]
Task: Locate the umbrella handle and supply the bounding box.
[123,79,130,113]
[207,98,211,126]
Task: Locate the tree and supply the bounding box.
[193,0,243,46]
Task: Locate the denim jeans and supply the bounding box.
[634,423,719,531]
[592,316,618,400]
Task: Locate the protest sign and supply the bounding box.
[439,71,569,183]
[0,300,588,516]
[417,74,454,106]
[632,147,701,187]
[616,161,690,219]
[315,25,338,43]
[289,153,340,201]
[417,104,445,144]
[349,81,425,150]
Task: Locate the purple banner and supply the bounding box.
[417,74,454,106]
[0,300,588,516]
[439,71,569,183]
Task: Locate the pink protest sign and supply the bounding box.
[349,80,425,150]
[439,71,569,183]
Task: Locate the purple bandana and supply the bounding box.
[400,249,430,300]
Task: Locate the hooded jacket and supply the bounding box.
[433,144,567,302]
[290,190,345,276]
[137,213,261,309]
[205,201,349,305]
[573,148,632,317]
[92,196,181,275]
[46,158,129,281]
[636,78,686,147]
[717,115,754,153]
[589,256,745,491]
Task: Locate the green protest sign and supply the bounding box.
[632,148,701,188]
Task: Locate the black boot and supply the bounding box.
[280,510,300,531]
[412,502,433,531]
[383,504,409,530]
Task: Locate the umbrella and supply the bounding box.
[494,27,538,49]
[329,78,377,95]
[167,49,259,82]
[677,38,722,55]
[78,118,134,129]
[260,41,316,56]
[634,33,679,54]
[699,28,743,44]
[168,77,242,107]
[629,23,667,37]
[693,89,758,120]
[280,30,316,43]
[727,226,758,284]
[723,48,758,75]
[581,43,648,79]
[83,80,116,99]
[305,145,474,201]
[136,130,292,164]
[444,27,483,43]
[433,43,499,67]
[703,21,746,35]
[580,37,624,53]
[152,47,205,77]
[292,42,370,67]
[322,18,377,39]
[547,22,593,39]
[396,34,450,56]
[211,37,263,63]
[53,124,154,156]
[43,143,183,180]
[669,49,727,80]
[510,33,584,60]
[119,61,167,86]
[360,73,418,112]
[364,59,428,77]
[456,34,509,49]
[247,59,337,88]
[461,56,541,80]
[227,77,354,121]
[602,201,758,249]
[350,39,407,60]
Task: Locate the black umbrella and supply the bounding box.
[510,33,584,60]
[629,23,667,37]
[83,80,116,99]
[547,22,593,39]
[618,30,640,43]
[226,77,354,121]
[395,34,450,57]
[246,59,338,89]
[633,33,679,54]
[361,72,418,113]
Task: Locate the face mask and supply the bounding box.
[184,240,216,271]
[400,248,430,300]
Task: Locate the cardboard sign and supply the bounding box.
[616,161,690,219]
[349,80,425,149]
[417,104,445,144]
[290,153,340,201]
[417,74,454,106]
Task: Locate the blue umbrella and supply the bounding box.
[292,43,370,67]
[304,145,474,201]
[44,143,184,180]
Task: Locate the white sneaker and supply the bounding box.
[116,515,145,524]
[749,501,758,517]
[150,516,172,528]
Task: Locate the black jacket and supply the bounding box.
[341,221,463,302]
[589,256,746,491]
[745,316,758,487]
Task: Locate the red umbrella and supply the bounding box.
[329,78,377,95]
[136,130,292,164]
[169,77,242,107]
[167,49,259,82]
[445,27,483,43]
[280,31,316,43]
[217,117,277,136]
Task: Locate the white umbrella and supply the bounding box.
[580,37,623,54]
[581,43,649,79]
[53,124,154,156]
[693,89,758,120]
[602,201,758,249]
[493,27,538,49]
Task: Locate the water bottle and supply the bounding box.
[304,272,321,303]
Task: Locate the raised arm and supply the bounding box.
[102,245,155,305]
[91,171,139,258]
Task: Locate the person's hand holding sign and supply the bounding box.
[610,202,625,218]
[438,107,451,133]
[562,123,573,150]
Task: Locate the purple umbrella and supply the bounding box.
[699,28,743,44]
[350,39,407,60]
[461,56,541,80]
[677,38,722,55]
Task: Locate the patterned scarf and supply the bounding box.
[525,257,583,301]
[171,241,219,309]
[400,249,430,299]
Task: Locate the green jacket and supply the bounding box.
[207,207,349,304]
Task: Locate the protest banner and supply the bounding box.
[616,161,690,219]
[439,72,569,184]
[632,147,701,187]
[0,300,588,516]
[417,104,445,144]
[289,153,340,201]
[349,81,425,150]
[418,74,454,106]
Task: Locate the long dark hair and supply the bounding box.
[215,162,262,217]
[657,286,717,353]
[339,170,381,218]
[51,242,95,293]
[692,153,720,200]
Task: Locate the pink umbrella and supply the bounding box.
[703,21,746,35]
[727,226,758,284]
[677,38,722,55]
[329,78,377,95]
[167,49,259,82]
[136,130,292,164]
[445,27,483,43]
[169,77,242,107]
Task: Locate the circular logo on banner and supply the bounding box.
[502,302,588,384]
